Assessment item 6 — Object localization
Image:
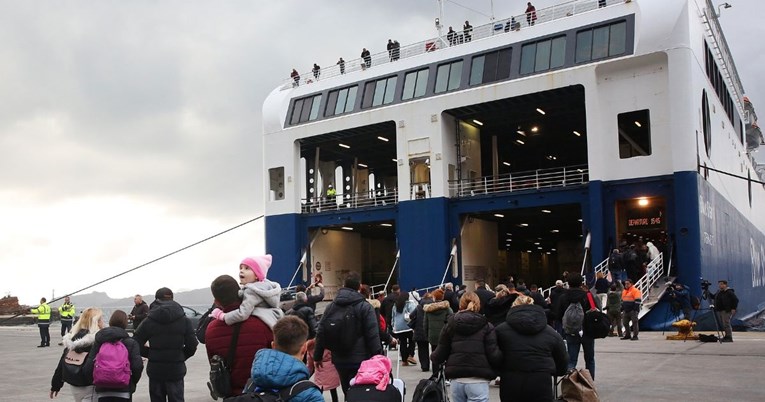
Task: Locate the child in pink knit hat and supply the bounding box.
[211,254,284,328]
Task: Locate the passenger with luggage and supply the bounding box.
[49,307,104,401]
[422,288,453,374]
[495,295,568,402]
[391,292,417,366]
[408,292,434,372]
[83,310,144,401]
[554,273,600,379]
[430,292,503,402]
[313,271,382,396]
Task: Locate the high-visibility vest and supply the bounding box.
[59,303,75,319]
[31,303,51,323]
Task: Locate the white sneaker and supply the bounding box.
[445,380,451,386]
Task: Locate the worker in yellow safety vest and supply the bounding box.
[30,297,52,347]
[57,296,75,345]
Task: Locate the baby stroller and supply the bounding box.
[412,364,450,402]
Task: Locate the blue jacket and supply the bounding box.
[392,300,416,333]
[251,349,323,402]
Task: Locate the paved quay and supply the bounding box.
[2,325,764,401]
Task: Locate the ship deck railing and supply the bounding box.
[280,0,622,90]
[448,164,589,198]
[301,187,399,213]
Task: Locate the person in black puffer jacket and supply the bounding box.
[409,294,433,372]
[495,295,568,402]
[83,310,144,401]
[313,272,382,395]
[553,273,600,379]
[286,292,317,339]
[431,292,503,402]
[132,287,198,401]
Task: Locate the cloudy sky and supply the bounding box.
[2,0,762,305]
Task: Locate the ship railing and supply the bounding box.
[448,165,588,197]
[279,0,622,90]
[411,182,432,200]
[636,253,665,319]
[701,0,746,117]
[540,255,608,299]
[301,187,398,213]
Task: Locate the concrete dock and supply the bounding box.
[2,325,763,401]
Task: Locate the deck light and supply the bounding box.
[536,108,546,115]
[358,163,368,168]
[634,121,642,127]
[517,130,526,136]
[531,126,539,133]
[638,197,649,206]
[520,223,529,227]
[577,218,583,222]
[494,213,505,218]
[473,119,484,126]
[573,130,582,136]
[516,139,525,145]
[551,229,560,233]
[542,209,551,213]
[377,136,389,142]
[392,159,398,163]
[380,223,393,227]
[503,161,511,166]
[534,242,540,245]
[339,143,350,149]
[551,248,557,251]
[341,226,354,231]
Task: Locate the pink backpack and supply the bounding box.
[93,341,131,388]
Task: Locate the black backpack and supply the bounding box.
[320,301,361,354]
[411,376,444,402]
[223,380,320,402]
[346,382,402,402]
[196,304,216,344]
[582,292,611,339]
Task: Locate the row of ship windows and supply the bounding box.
[290,20,628,126]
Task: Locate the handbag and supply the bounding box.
[559,368,599,402]
[583,292,611,339]
[207,322,242,399]
[62,349,89,386]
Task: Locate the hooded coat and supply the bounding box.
[423,300,453,345]
[83,326,144,393]
[224,279,284,328]
[132,300,198,381]
[313,287,382,367]
[251,349,324,402]
[205,301,273,395]
[51,329,96,392]
[430,310,502,380]
[495,304,568,402]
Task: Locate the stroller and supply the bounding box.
[412,364,450,402]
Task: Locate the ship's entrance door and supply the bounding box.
[615,196,668,261]
[459,204,583,290]
[308,221,397,299]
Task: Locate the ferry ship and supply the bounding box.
[261,0,765,329]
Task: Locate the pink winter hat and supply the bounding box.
[241,255,272,281]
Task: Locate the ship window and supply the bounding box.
[618,109,652,159]
[435,60,463,93]
[269,167,285,201]
[325,86,356,117]
[520,35,566,75]
[363,76,397,108]
[576,20,628,63]
[702,90,711,156]
[290,94,323,125]
[470,48,512,86]
[402,68,429,100]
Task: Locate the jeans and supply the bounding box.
[565,333,595,379]
[450,380,490,402]
[148,379,184,402]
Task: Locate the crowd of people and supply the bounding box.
[34,249,739,401]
